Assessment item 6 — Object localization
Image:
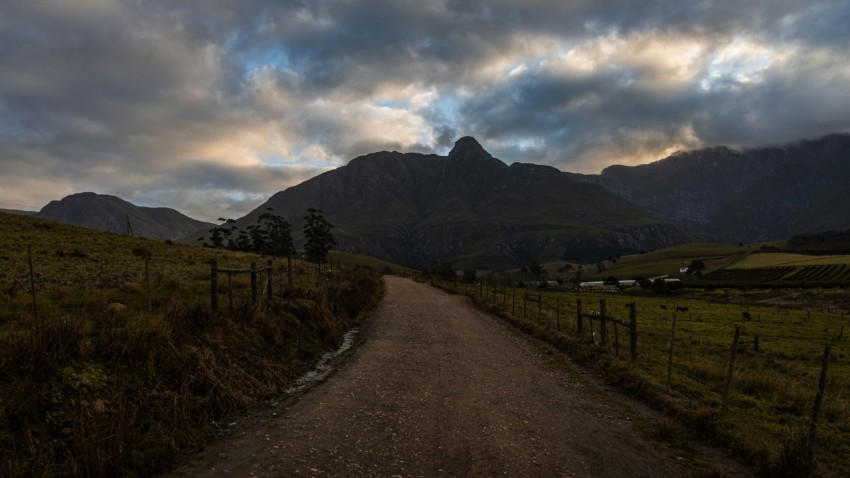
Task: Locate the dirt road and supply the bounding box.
[170,276,698,477]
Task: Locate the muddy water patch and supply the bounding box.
[279,327,359,399]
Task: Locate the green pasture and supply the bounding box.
[730,252,850,269]
[438,279,850,477]
[583,243,751,278]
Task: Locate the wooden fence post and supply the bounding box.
[145,255,152,312]
[577,298,583,335]
[250,262,257,307]
[523,293,527,320]
[27,244,39,332]
[287,255,293,287]
[614,322,620,358]
[537,292,543,324]
[600,299,607,346]
[722,325,741,414]
[809,345,832,445]
[267,259,273,307]
[629,304,638,362]
[667,313,678,388]
[227,272,233,314]
[210,259,218,312]
[556,296,560,330]
[512,287,516,315]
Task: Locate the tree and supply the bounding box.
[258,209,294,257]
[246,223,269,254]
[431,261,457,280]
[233,229,251,252]
[688,259,706,271]
[528,259,544,280]
[462,269,477,283]
[303,208,336,264]
[206,218,236,248]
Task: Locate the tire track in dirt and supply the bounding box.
[169,276,695,477]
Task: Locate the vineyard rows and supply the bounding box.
[703,264,850,286]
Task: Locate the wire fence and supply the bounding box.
[431,277,850,473]
[0,246,347,328]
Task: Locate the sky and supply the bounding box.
[2,0,850,222]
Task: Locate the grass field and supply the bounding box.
[540,243,754,281]
[553,242,850,292]
[436,279,850,477]
[0,212,384,477]
[730,253,850,268]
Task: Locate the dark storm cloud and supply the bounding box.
[1,0,849,218]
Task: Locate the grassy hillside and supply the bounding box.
[0,212,383,477]
[573,243,752,280]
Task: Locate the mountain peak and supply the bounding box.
[448,136,491,160]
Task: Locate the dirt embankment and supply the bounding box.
[170,276,738,477]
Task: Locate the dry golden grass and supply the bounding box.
[0,212,384,477]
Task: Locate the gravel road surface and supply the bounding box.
[170,276,701,477]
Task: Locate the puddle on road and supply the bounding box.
[273,327,359,401]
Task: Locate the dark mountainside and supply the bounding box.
[227,137,692,269]
[37,192,215,240]
[787,229,850,255]
[571,133,850,243]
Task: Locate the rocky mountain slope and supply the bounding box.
[571,134,850,243]
[36,192,214,240]
[222,137,692,269]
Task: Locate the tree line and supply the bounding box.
[200,207,336,263]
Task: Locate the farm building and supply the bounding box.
[578,281,620,292]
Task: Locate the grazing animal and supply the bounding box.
[676,306,689,313]
[660,305,667,310]
[743,311,752,321]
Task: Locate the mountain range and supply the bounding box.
[10,133,850,269]
[571,133,850,243]
[222,137,692,269]
[33,192,214,240]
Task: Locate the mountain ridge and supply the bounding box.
[570,133,850,242]
[223,137,692,269]
[36,192,215,240]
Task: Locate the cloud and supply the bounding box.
[1,0,850,219]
